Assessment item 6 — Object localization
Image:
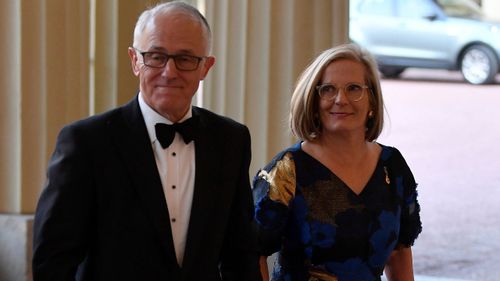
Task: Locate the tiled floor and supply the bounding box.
[379,70,500,281]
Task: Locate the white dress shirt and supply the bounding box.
[138,93,195,266]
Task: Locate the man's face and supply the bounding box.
[128,11,215,122]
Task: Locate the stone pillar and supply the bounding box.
[0,0,90,280]
[93,0,165,113]
[0,215,33,281]
[0,2,38,279]
[0,0,21,215]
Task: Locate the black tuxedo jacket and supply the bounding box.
[32,96,261,281]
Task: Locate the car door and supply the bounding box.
[392,0,458,67]
[350,0,399,57]
[350,0,460,68]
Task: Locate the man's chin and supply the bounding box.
[153,87,177,95]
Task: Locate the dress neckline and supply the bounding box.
[294,142,387,196]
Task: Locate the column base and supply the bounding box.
[0,214,33,281]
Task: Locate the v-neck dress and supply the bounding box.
[252,142,422,281]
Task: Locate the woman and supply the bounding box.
[253,43,422,281]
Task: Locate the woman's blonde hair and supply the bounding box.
[290,43,384,141]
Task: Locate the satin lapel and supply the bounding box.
[108,97,179,267]
[181,107,220,274]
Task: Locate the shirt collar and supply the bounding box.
[138,92,192,144]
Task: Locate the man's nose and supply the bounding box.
[161,57,177,76]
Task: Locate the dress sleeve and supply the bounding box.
[252,151,296,256]
[390,148,422,247]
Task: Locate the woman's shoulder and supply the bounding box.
[378,143,403,161]
[377,143,417,192]
[378,143,406,164]
[253,143,301,205]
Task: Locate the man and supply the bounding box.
[32,2,261,281]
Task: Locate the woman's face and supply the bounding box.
[317,59,371,139]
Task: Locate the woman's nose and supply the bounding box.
[334,88,349,104]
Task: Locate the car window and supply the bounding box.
[398,0,437,19]
[435,0,483,19]
[356,0,394,16]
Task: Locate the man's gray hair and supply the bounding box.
[132,1,212,52]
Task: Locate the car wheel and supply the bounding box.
[379,66,405,78]
[460,45,498,85]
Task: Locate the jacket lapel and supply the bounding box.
[181,107,221,274]
[108,97,180,269]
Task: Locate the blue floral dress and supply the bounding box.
[253,142,422,281]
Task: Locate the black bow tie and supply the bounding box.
[155,116,199,149]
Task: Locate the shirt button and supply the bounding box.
[172,152,176,156]
[171,218,176,223]
[172,185,176,189]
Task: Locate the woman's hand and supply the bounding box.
[259,256,270,281]
[384,246,415,281]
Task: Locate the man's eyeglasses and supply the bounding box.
[135,48,206,71]
[316,82,370,102]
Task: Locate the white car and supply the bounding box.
[350,0,500,84]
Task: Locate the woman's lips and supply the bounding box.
[331,112,351,117]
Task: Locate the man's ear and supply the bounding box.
[200,56,216,80]
[128,47,141,76]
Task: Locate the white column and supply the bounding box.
[1,1,90,280]
[0,0,21,214]
[45,0,90,157]
[93,0,119,113]
[93,0,155,112]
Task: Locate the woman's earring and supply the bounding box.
[366,111,374,129]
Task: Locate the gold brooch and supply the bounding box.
[384,166,391,184]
